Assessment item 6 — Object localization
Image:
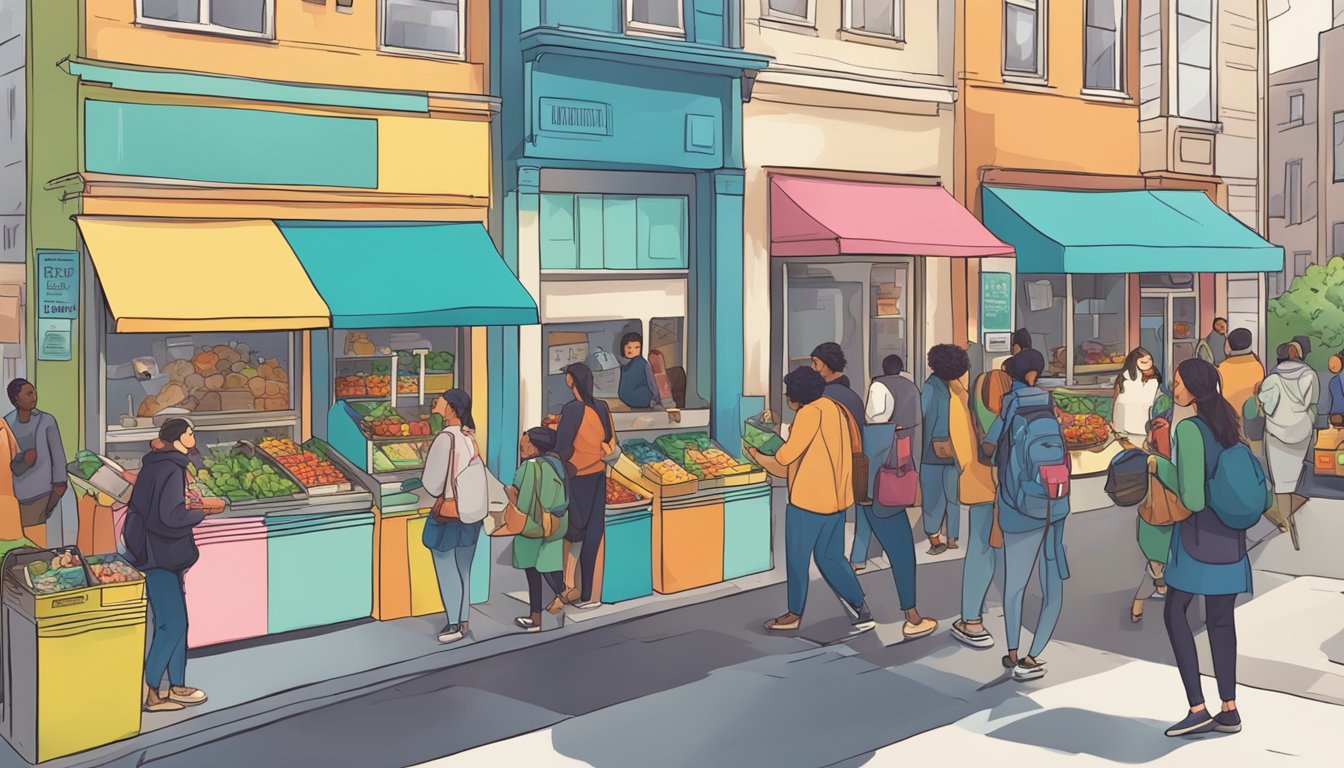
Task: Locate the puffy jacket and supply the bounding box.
[122,449,204,573]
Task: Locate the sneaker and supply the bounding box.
[438,624,464,644]
[1165,710,1216,737]
[1212,710,1242,734]
[1003,654,1047,669]
[143,698,185,713]
[951,620,995,649]
[765,612,802,631]
[903,617,938,640]
[927,543,949,556]
[1012,658,1046,681]
[574,600,601,610]
[167,687,208,706]
[843,601,876,632]
[514,617,541,633]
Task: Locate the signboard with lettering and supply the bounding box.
[980,271,1012,333]
[538,98,612,137]
[37,250,79,320]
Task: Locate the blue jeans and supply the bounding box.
[851,423,896,564]
[785,503,866,616]
[850,507,875,564]
[1002,522,1067,658]
[432,542,478,625]
[960,503,1004,622]
[919,463,961,539]
[144,568,188,689]
[861,506,919,611]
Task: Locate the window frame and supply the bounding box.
[1334,112,1344,183]
[843,0,905,42]
[1287,91,1305,126]
[135,0,275,40]
[1285,159,1303,225]
[1173,0,1215,122]
[379,0,468,62]
[1082,0,1126,96]
[625,0,687,39]
[762,0,815,26]
[1002,0,1048,82]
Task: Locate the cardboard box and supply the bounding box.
[876,298,900,316]
[640,464,699,498]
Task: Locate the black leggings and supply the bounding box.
[1164,587,1238,707]
[525,568,566,613]
[567,473,607,602]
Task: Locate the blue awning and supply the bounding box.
[981,187,1284,274]
[277,222,538,328]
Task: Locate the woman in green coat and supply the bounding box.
[510,426,570,632]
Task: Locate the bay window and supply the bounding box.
[1175,0,1213,121]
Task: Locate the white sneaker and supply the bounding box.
[438,624,464,644]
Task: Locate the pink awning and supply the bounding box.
[770,176,1016,258]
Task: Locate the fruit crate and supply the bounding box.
[199,442,308,509]
[640,463,699,498]
[606,472,653,511]
[300,438,359,495]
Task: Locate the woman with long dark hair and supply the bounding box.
[1112,347,1162,441]
[1150,358,1259,737]
[553,363,615,609]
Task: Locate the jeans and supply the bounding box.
[525,568,566,614]
[851,423,896,564]
[919,463,961,539]
[960,502,1004,622]
[431,542,477,626]
[850,505,875,564]
[1165,588,1238,706]
[1002,522,1066,658]
[568,473,607,602]
[785,503,866,616]
[144,568,188,689]
[861,506,919,611]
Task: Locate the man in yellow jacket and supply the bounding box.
[750,367,874,633]
[1217,328,1264,445]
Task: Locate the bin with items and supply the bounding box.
[1313,426,1344,477]
[653,432,764,489]
[742,411,786,456]
[1051,388,1116,451]
[612,439,698,498]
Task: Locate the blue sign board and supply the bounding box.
[37,250,79,320]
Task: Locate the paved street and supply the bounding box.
[26,495,1339,768]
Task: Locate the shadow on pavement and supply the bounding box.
[985,706,1201,763]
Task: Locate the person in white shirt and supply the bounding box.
[851,355,922,569]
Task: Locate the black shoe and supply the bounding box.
[842,599,876,632]
[1165,710,1216,737]
[1212,710,1242,734]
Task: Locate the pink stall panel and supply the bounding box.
[184,516,269,649]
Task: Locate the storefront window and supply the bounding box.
[1071,273,1127,384]
[539,193,689,270]
[785,263,864,389]
[1017,274,1066,378]
[332,328,460,401]
[104,332,293,430]
[870,263,911,383]
[541,318,694,417]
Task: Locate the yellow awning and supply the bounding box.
[76,218,330,332]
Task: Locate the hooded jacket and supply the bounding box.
[123,449,205,573]
[1259,360,1318,444]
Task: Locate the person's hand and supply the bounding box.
[201,497,227,515]
[22,449,36,467]
[746,447,762,462]
[505,485,520,505]
[50,484,66,502]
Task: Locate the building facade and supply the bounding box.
[1268,60,1320,297]
[0,1,24,382]
[1321,21,1344,265]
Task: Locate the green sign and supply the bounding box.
[981,272,1013,332]
[36,318,72,361]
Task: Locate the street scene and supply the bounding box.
[0,0,1343,766]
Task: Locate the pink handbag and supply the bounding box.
[875,432,919,507]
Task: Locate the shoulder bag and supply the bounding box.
[874,428,919,508]
[838,404,870,505]
[431,434,460,522]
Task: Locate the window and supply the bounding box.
[382,0,463,58]
[1071,274,1127,381]
[627,0,684,37]
[1335,222,1344,256]
[137,0,273,38]
[845,0,903,39]
[540,193,689,270]
[1293,251,1313,278]
[1017,274,1066,377]
[1288,92,1305,125]
[766,0,811,21]
[1084,0,1124,92]
[541,317,694,415]
[1286,160,1303,225]
[1004,0,1046,78]
[1335,112,1344,182]
[1175,0,1213,121]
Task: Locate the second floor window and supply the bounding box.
[845,0,903,39]
[1004,0,1046,79]
[383,0,463,57]
[1335,112,1344,182]
[1288,92,1304,124]
[139,0,272,37]
[1084,0,1124,92]
[767,0,811,20]
[628,0,685,36]
[1175,0,1212,121]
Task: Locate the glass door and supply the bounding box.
[1140,296,1167,376]
[1170,295,1198,370]
[782,263,865,418]
[1140,292,1198,379]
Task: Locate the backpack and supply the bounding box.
[998,388,1070,520]
[1190,418,1268,532]
[1104,448,1149,507]
[529,455,570,539]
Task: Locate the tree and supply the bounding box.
[1267,257,1344,370]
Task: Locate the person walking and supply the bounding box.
[1131,412,1173,624]
[983,348,1070,681]
[1258,340,1316,545]
[1195,317,1229,366]
[948,355,1003,649]
[509,426,570,631]
[553,363,615,610]
[748,367,874,633]
[5,379,68,547]
[422,389,488,644]
[850,354,921,571]
[920,345,964,555]
[122,418,224,712]
[1151,358,1267,737]
[1218,329,1265,441]
[1112,348,1162,442]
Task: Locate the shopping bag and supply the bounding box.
[1138,474,1191,527]
[875,434,919,507]
[487,502,529,538]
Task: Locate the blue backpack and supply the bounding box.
[998,388,1070,521]
[1190,419,1267,531]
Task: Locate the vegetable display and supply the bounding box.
[73,450,102,480]
[196,447,302,502]
[621,439,669,467]
[87,555,141,585]
[26,552,89,595]
[257,437,351,489]
[1060,412,1110,449]
[606,478,639,505]
[646,459,694,484]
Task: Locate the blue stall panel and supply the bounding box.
[266,511,375,634]
[723,492,771,580]
[602,507,653,604]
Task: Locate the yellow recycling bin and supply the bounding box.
[2,548,146,763]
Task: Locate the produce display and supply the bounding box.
[336,372,392,398]
[140,344,289,417]
[605,477,641,506]
[423,351,455,372]
[86,555,141,585]
[372,442,427,474]
[1060,412,1110,449]
[621,438,669,467]
[196,446,302,502]
[645,459,694,484]
[257,437,351,489]
[1075,341,1126,367]
[653,432,715,462]
[743,414,785,455]
[398,375,418,395]
[1051,388,1115,422]
[73,450,102,480]
[25,551,89,595]
[358,403,431,438]
[684,448,754,479]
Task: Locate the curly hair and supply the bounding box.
[927,344,970,382]
[783,366,827,406]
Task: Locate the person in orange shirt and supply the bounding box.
[0,416,24,541]
[1217,328,1265,444]
[553,363,615,610]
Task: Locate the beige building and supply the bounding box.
[1268,60,1319,297]
[743,0,986,409]
[1138,0,1272,351]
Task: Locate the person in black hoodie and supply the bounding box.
[122,418,224,713]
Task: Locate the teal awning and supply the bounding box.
[277,222,538,328]
[981,187,1284,274]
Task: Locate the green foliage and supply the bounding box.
[1267,257,1344,370]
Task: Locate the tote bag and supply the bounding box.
[875,431,919,507]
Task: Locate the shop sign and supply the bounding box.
[37,250,79,320]
[980,271,1012,333]
[539,98,612,137]
[36,318,72,361]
